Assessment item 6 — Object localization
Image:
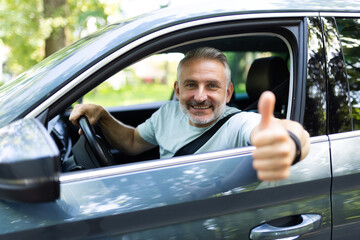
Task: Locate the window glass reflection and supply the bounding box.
[336,18,360,130]
[323,17,352,133]
[304,17,327,136]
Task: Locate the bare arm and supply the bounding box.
[69,104,156,156]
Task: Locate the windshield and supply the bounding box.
[0,24,122,128]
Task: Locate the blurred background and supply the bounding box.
[0,0,210,106]
[0,0,202,81]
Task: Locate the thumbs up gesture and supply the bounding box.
[250,91,309,181]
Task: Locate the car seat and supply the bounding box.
[245,56,290,118]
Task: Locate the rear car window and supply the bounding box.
[336,18,360,130]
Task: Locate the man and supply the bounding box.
[69,47,310,181]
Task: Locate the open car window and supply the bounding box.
[54,32,293,171]
[82,34,291,116]
[83,53,184,107]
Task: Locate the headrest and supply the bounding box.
[246,57,289,101]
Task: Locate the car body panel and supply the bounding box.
[330,132,360,239]
[324,15,360,239]
[1,137,331,239]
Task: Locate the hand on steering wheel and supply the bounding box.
[78,115,114,167]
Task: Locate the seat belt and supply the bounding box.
[173,111,240,157]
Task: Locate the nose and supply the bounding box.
[194,85,208,102]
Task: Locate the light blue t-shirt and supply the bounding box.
[137,101,261,159]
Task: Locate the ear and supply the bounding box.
[226,82,234,103]
[174,81,180,99]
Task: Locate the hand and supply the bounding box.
[250,91,296,181]
[69,104,105,134]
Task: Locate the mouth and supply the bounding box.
[191,105,211,110]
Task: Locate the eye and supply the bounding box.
[208,83,219,89]
[185,83,196,88]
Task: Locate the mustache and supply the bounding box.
[186,100,212,107]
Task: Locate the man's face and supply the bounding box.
[174,58,234,127]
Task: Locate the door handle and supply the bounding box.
[249,214,321,240]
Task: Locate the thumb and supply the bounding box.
[258,91,275,130]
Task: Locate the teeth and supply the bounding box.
[193,106,210,109]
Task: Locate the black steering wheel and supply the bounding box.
[78,115,114,167]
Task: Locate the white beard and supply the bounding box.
[179,98,227,126]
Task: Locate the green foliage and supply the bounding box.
[0,0,109,76]
[66,0,108,42]
[336,18,360,130]
[0,0,44,73]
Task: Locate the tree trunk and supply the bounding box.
[44,0,66,57]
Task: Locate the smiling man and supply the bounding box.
[70,47,310,181]
[175,52,232,127]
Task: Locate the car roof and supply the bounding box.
[143,0,360,22]
[125,0,360,38]
[172,0,360,13]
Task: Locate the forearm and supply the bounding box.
[70,103,155,155]
[98,109,155,155]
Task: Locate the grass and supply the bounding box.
[83,82,173,107]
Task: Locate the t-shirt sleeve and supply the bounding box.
[233,112,261,146]
[137,105,166,146]
[137,118,157,146]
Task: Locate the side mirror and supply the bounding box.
[0,118,60,202]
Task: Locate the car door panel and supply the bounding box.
[94,138,331,240]
[330,132,360,239]
[2,137,331,239]
[321,15,360,239]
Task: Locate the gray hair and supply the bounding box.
[177,47,231,86]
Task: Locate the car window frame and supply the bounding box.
[30,14,308,175]
[79,32,295,114]
[35,17,304,121]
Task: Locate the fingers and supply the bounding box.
[251,124,287,147]
[256,168,291,181]
[69,104,102,127]
[252,135,295,180]
[258,91,275,130]
[69,104,84,126]
[253,158,292,181]
[252,140,293,160]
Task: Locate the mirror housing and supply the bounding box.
[0,118,60,202]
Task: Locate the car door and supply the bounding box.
[327,15,360,239]
[1,14,332,239]
[89,15,332,240]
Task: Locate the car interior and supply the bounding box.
[48,33,292,172]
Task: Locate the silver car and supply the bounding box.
[0,0,360,239]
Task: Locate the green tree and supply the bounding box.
[0,0,110,77]
[44,0,67,57]
[0,0,44,74]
